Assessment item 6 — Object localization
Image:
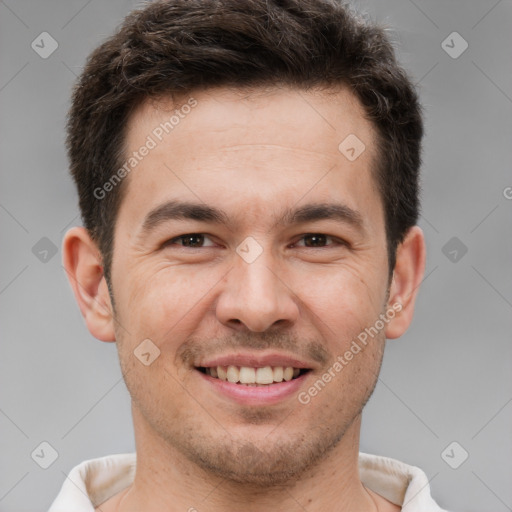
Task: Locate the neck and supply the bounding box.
[114,410,379,512]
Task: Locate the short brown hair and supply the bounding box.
[67,0,423,286]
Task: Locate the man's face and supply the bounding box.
[110,86,391,483]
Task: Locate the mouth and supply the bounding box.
[196,365,311,386]
[193,353,316,405]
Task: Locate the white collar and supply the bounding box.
[48,452,449,512]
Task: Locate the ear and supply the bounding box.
[62,227,116,342]
[385,225,426,339]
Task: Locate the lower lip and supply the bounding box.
[197,370,309,406]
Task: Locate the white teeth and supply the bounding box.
[217,366,227,381]
[283,366,294,381]
[226,365,239,383]
[206,365,302,384]
[273,366,284,382]
[239,367,256,384]
[255,366,274,384]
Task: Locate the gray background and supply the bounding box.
[1,1,511,511]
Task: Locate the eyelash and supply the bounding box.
[163,233,347,249]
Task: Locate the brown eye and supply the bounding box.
[165,234,215,248]
[303,234,328,247]
[295,234,344,248]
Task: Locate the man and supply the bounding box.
[50,0,448,510]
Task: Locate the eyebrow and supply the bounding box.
[140,200,365,237]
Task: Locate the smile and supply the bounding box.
[196,365,310,385]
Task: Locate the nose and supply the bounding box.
[215,249,300,332]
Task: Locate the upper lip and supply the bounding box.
[195,352,316,370]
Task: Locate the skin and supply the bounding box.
[63,86,425,512]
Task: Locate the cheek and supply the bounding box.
[294,262,386,342]
[117,265,221,351]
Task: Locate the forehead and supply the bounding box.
[117,85,382,234]
[127,85,374,157]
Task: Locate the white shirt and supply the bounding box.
[48,452,450,511]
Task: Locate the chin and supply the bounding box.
[173,424,346,487]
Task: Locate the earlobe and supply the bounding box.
[384,225,426,340]
[62,227,116,342]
